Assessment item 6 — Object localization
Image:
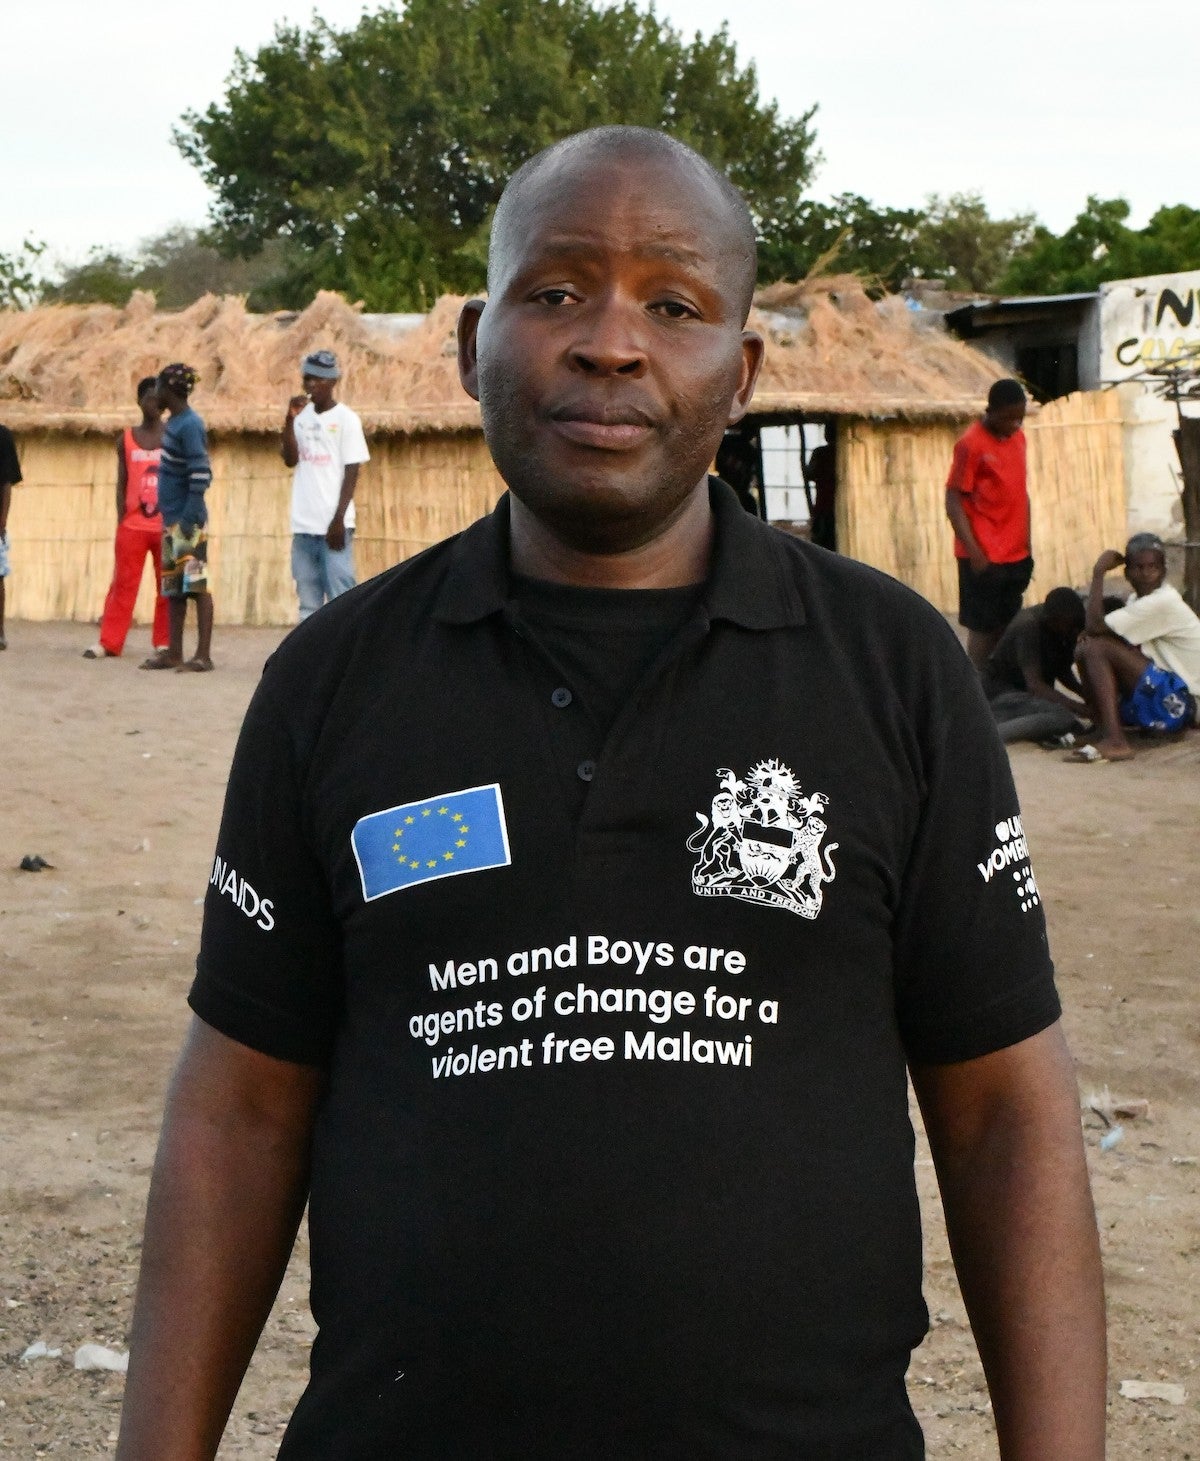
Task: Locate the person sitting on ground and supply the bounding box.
[84,378,169,659]
[1073,534,1200,762]
[141,364,215,673]
[981,587,1088,743]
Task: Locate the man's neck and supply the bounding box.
[508,480,713,589]
[314,396,338,414]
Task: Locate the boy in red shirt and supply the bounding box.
[84,378,169,659]
[945,378,1032,668]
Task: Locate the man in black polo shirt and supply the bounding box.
[118,128,1105,1459]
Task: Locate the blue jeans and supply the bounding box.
[292,532,356,620]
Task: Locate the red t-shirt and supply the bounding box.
[946,420,1029,563]
[122,428,162,533]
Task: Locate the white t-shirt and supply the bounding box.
[290,402,370,535]
[1106,582,1200,690]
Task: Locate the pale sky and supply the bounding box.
[6,0,1195,270]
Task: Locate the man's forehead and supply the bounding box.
[498,156,738,271]
[519,146,723,219]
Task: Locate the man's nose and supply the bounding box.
[568,299,647,376]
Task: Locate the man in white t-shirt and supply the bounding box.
[280,350,370,619]
[1073,533,1200,761]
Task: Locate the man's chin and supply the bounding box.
[509,464,708,547]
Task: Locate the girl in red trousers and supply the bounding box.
[84,377,169,659]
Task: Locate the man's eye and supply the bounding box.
[653,300,696,319]
[536,289,574,306]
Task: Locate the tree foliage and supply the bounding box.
[42,228,300,311]
[175,0,818,309]
[0,240,47,310]
[999,197,1200,294]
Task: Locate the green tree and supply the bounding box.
[910,192,1036,293]
[0,240,47,309]
[175,0,818,308]
[42,227,302,310]
[998,197,1200,294]
[756,193,922,291]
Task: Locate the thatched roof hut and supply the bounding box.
[1,279,1004,434]
[0,283,1124,627]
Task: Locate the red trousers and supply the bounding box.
[99,521,169,655]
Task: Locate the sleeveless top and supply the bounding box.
[123,428,162,530]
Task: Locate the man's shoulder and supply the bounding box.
[768,524,968,660]
[266,526,473,673]
[955,420,986,451]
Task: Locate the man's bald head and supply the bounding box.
[488,126,759,321]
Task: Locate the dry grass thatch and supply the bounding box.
[750,275,1006,421]
[0,279,1005,436]
[0,291,476,437]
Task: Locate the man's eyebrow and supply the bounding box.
[518,236,710,269]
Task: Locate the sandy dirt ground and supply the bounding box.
[1,618,1197,1458]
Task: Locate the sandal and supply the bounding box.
[140,652,181,670]
[176,657,215,673]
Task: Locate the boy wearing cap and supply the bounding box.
[281,351,370,620]
[1073,534,1200,761]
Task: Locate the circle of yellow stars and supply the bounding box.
[391,805,469,870]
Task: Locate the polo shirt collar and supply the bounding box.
[434,477,806,632]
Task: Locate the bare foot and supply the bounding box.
[1093,738,1135,762]
[139,652,182,670]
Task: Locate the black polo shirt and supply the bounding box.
[191,481,1059,1459]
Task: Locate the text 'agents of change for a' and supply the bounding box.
[413,934,777,1080]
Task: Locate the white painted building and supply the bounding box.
[945,269,1200,543]
[1098,269,1200,540]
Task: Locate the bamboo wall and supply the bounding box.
[7,429,505,627]
[9,390,1125,626]
[838,390,1127,610]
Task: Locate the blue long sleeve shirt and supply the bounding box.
[158,406,212,529]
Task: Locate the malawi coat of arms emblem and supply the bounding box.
[687,759,838,920]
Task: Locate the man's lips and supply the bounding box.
[548,404,657,451]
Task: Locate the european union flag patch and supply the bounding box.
[351,783,511,902]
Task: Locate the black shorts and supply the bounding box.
[957,556,1034,633]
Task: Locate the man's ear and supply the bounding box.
[457,299,486,402]
[726,330,765,426]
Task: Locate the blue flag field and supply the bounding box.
[351,783,511,902]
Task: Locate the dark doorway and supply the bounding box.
[1015,343,1078,402]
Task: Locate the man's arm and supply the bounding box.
[0,478,11,537]
[1016,650,1086,715]
[945,488,989,574]
[1085,551,1123,635]
[325,463,360,550]
[280,396,307,468]
[115,435,127,524]
[911,1022,1106,1460]
[116,1017,322,1461]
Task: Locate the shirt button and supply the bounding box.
[551,687,573,708]
[576,759,596,783]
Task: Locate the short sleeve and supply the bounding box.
[893,674,1061,1065]
[342,408,370,465]
[946,435,978,494]
[1106,592,1174,647]
[189,663,343,1065]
